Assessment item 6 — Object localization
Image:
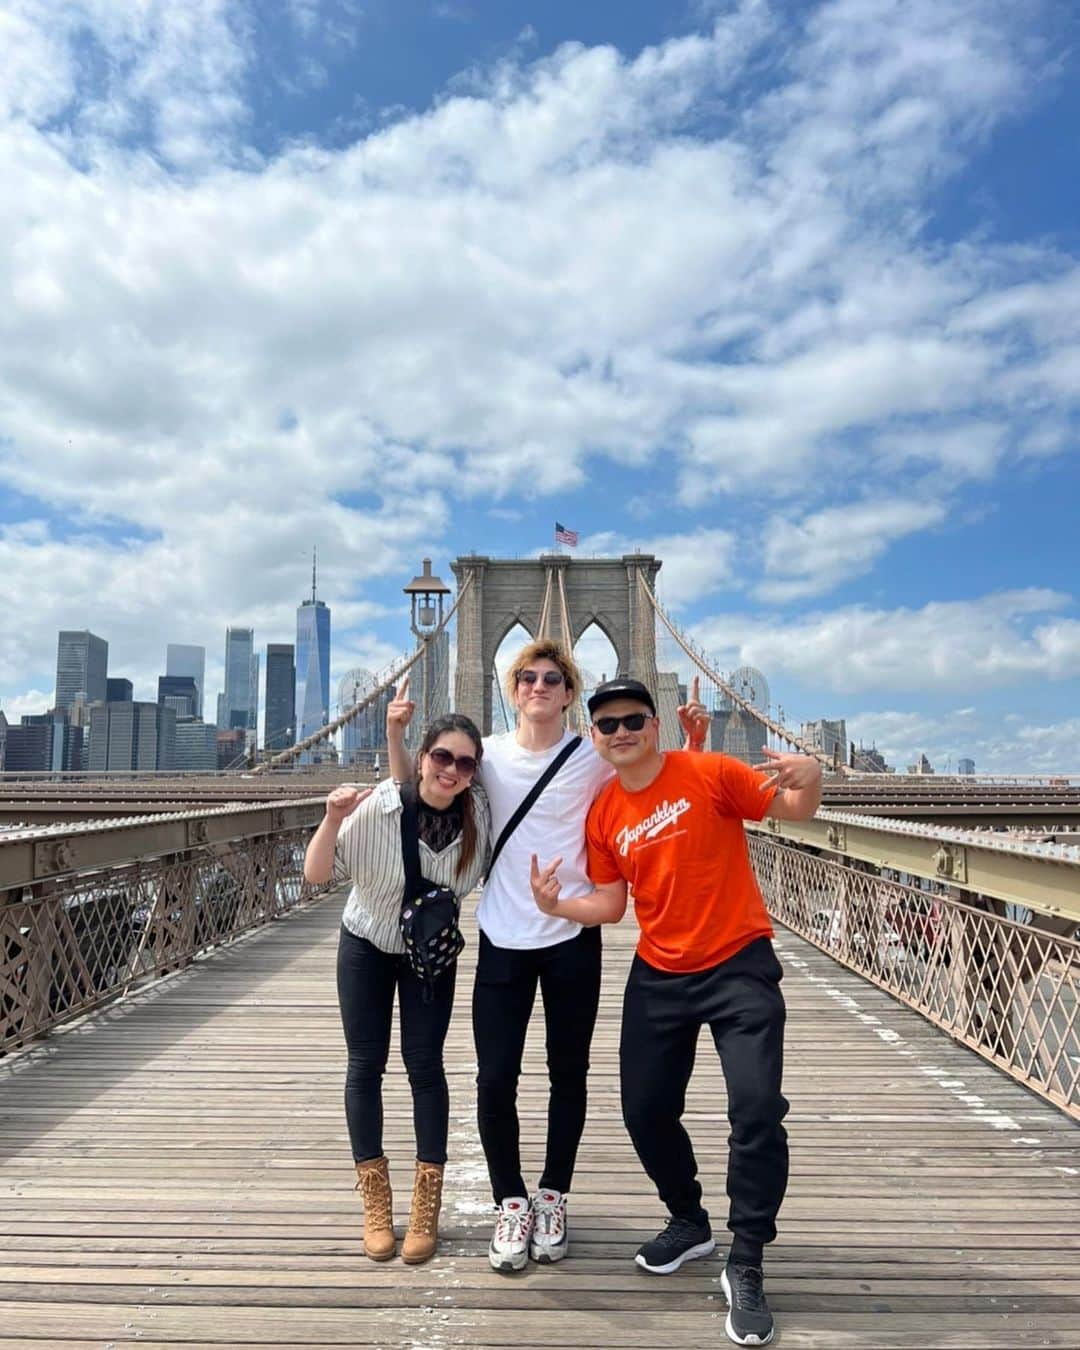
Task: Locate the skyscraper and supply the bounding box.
[166,644,205,718]
[87,702,174,770]
[339,670,391,764]
[801,718,849,766]
[295,552,331,758]
[221,628,257,733]
[157,675,199,719]
[6,714,83,772]
[174,721,218,771]
[55,630,108,710]
[265,644,296,751]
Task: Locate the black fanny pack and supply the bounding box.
[399,783,465,1000]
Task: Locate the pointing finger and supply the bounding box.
[690,675,700,704]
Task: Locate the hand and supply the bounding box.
[386,673,415,737]
[678,675,710,750]
[530,854,564,915]
[756,748,822,792]
[325,784,371,824]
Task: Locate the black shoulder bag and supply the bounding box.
[399,783,466,1000]
[487,735,582,876]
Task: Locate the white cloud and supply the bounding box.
[0,0,1076,748]
[691,589,1080,695]
[847,709,1080,776]
[757,497,947,601]
[0,689,54,723]
[2,0,1072,527]
[4,1,253,167]
[581,527,739,610]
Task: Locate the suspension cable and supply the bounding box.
[556,566,588,735]
[635,574,835,768]
[536,566,554,639]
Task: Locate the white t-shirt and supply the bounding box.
[476,729,614,950]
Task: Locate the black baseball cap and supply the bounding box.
[586,678,657,718]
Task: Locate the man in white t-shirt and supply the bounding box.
[388,641,708,1273]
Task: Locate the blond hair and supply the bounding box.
[504,639,582,705]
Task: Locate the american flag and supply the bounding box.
[554,521,579,547]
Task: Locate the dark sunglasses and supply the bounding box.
[593,712,651,735]
[427,746,478,777]
[516,669,565,686]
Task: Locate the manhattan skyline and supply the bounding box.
[0,2,1077,773]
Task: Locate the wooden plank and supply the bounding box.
[0,1303,1079,1347]
[2,1264,1079,1300]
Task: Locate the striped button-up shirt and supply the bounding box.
[337,778,491,954]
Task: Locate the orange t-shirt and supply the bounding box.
[586,750,776,974]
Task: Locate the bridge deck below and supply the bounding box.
[1,894,1078,1349]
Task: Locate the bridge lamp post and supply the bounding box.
[403,558,451,745]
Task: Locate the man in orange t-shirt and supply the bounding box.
[530,678,822,1349]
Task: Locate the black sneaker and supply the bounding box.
[720,1261,774,1346]
[634,1215,715,1274]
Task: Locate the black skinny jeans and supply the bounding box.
[337,926,456,1165]
[472,926,602,1203]
[619,936,789,1262]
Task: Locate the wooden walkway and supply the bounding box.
[1,892,1078,1349]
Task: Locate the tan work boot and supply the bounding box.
[354,1157,395,1261]
[401,1161,444,1265]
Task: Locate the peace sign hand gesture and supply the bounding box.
[756,748,822,792]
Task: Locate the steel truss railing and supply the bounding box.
[749,835,1080,1119]
[1,813,330,1054]
[5,802,1077,1120]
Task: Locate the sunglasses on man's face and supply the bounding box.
[516,669,565,687]
[426,747,478,777]
[593,713,650,735]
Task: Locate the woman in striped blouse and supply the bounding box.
[304,713,491,1265]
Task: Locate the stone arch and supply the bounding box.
[450,553,661,733]
[491,619,534,732]
[573,619,620,689]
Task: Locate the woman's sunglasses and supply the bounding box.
[427,747,478,777]
[593,713,650,735]
[516,669,565,686]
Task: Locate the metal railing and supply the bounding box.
[750,834,1080,1119]
[5,795,1077,1121]
[1,804,329,1054]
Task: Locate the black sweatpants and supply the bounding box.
[336,926,456,1165]
[619,936,789,1261]
[472,925,602,1203]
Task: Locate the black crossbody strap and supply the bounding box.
[487,735,582,876]
[399,782,424,903]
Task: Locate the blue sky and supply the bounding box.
[1,0,1078,773]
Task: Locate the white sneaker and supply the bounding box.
[529,1189,568,1263]
[488,1196,533,1272]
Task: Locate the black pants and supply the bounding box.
[619,937,789,1259]
[472,926,602,1202]
[337,926,456,1165]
